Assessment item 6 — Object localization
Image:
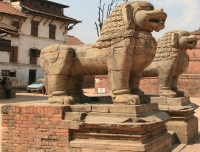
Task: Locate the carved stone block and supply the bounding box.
[150,96,199,144]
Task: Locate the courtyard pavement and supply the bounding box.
[0,88,199,152]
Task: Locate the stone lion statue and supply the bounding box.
[142,30,197,97]
[40,1,167,105]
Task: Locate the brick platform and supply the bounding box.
[1,102,172,152]
[1,103,70,152]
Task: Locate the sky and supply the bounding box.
[51,0,200,44]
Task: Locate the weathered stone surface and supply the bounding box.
[64,103,172,152]
[142,30,197,98]
[149,96,199,144]
[65,112,87,121]
[40,1,167,105]
[166,117,198,144]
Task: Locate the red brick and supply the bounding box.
[12,106,20,113]
[2,120,9,123]
[45,113,54,118]
[13,144,21,147]
[20,123,32,128]
[46,125,55,129]
[59,129,68,133]
[43,121,52,125]
[34,107,37,113]
[54,107,60,114]
[56,132,69,136]
[23,114,34,118]
[41,107,45,114]
[49,142,58,146]
[20,130,28,134]
[13,116,20,120]
[61,121,69,126]
[47,107,55,113]
[41,118,49,121]
[34,114,45,118]
[27,106,34,113]
[20,117,28,121]
[13,137,21,141]
[40,124,48,129]
[13,123,20,127]
[54,114,62,118]
[15,140,27,144]
[16,127,28,131]
[2,115,13,120]
[43,131,56,136]
[16,120,23,124]
[2,123,9,127]
[49,118,62,121]
[58,143,69,147]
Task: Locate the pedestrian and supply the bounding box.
[42,84,47,95]
[5,77,12,99]
[1,77,6,87]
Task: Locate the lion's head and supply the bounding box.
[93,1,167,49]
[154,30,197,62]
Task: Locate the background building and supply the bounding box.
[0,0,80,88]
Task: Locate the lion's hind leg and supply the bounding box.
[158,66,177,98]
[66,76,91,104]
[171,76,184,97]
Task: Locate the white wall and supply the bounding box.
[0,11,69,88]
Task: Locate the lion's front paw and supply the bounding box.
[71,93,91,104]
[49,96,74,105]
[159,90,177,98]
[112,94,140,105]
[171,88,185,97]
[131,89,150,104]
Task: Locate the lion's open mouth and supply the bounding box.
[149,18,165,25]
[187,40,197,46]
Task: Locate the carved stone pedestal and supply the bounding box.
[150,96,199,144]
[65,103,172,152]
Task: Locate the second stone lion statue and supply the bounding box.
[40,1,167,105]
[142,30,197,97]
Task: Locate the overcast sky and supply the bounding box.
[51,0,200,44]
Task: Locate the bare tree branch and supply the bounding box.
[95,0,129,36]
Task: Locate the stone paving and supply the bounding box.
[0,88,199,152]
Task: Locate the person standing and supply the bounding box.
[5,77,12,99]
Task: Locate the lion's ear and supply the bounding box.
[171,33,179,48]
[122,4,134,29]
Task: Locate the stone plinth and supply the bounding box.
[1,101,172,152]
[150,96,199,144]
[66,103,172,152]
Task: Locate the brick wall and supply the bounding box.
[1,104,70,152]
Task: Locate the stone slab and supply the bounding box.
[166,116,198,144]
[70,132,172,152]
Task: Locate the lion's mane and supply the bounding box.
[93,1,153,49]
[153,30,185,62]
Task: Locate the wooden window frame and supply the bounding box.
[10,46,18,63]
[30,49,41,64]
[2,70,10,76]
[11,21,19,37]
[31,20,39,36]
[49,24,56,39]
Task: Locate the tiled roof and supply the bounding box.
[67,35,84,45]
[0,21,16,31]
[0,21,18,34]
[21,5,81,23]
[0,2,27,18]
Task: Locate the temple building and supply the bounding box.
[0,0,80,88]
